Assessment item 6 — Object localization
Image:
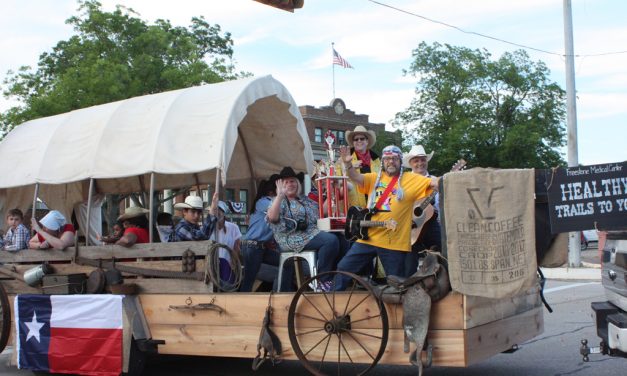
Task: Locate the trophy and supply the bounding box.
[316,131,349,231]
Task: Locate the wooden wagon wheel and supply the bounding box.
[0,281,11,354]
[287,271,389,376]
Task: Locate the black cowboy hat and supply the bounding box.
[278,167,304,183]
[268,173,281,185]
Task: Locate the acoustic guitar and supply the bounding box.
[344,206,398,241]
[410,159,466,245]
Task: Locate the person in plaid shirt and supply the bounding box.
[171,192,218,242]
[3,208,30,251]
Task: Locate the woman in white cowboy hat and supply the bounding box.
[171,191,219,242]
[29,210,76,250]
[115,206,150,247]
[341,125,381,207]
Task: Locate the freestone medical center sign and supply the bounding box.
[547,162,627,233]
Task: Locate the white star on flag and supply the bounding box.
[25,311,44,343]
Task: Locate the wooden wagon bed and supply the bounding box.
[0,240,543,370]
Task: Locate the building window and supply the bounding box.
[225,188,235,202]
[338,131,345,144]
[239,189,248,213]
[201,189,209,203]
[314,127,322,143]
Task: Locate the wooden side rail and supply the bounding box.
[0,240,216,264]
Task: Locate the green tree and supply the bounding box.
[372,129,403,156]
[394,42,566,174]
[1,0,248,135]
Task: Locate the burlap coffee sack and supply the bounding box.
[443,168,537,298]
[539,232,568,268]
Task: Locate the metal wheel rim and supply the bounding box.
[287,271,389,376]
[0,282,11,354]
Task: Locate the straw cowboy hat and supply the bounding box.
[345,125,376,149]
[118,207,149,221]
[173,196,205,210]
[402,145,434,168]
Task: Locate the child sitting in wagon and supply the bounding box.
[2,208,30,251]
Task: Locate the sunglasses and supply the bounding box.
[353,137,367,142]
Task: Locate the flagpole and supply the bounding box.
[332,42,336,99]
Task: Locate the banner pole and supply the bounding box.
[332,42,336,98]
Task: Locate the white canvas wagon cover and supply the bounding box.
[0,75,314,219]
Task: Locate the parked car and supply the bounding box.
[580,230,599,250]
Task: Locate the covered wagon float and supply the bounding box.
[0,75,550,376]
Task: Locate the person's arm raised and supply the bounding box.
[339,146,364,187]
[266,179,287,223]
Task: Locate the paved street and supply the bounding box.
[2,278,623,375]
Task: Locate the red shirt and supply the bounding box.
[124,227,149,244]
[37,224,75,242]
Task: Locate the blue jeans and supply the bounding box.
[278,231,340,292]
[241,244,281,292]
[405,217,442,276]
[301,231,340,283]
[335,242,407,291]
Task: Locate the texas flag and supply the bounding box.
[15,294,124,376]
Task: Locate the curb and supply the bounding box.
[540,267,601,281]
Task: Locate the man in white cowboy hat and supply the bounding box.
[403,144,442,276]
[403,145,434,176]
[341,125,381,207]
[171,192,219,242]
[334,145,439,290]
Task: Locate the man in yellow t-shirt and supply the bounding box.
[334,145,438,290]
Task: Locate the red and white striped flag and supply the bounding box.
[333,49,354,69]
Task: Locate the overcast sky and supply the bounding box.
[1,0,625,166]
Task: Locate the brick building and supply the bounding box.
[301,98,387,160]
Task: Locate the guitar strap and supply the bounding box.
[375,175,399,210]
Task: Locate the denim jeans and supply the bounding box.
[405,217,442,276]
[302,231,340,282]
[334,242,407,290]
[241,244,280,292]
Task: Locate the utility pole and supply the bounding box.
[563,0,581,267]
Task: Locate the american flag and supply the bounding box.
[333,49,354,69]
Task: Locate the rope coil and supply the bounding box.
[204,241,243,292]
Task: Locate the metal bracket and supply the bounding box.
[169,296,225,314]
[580,339,603,362]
